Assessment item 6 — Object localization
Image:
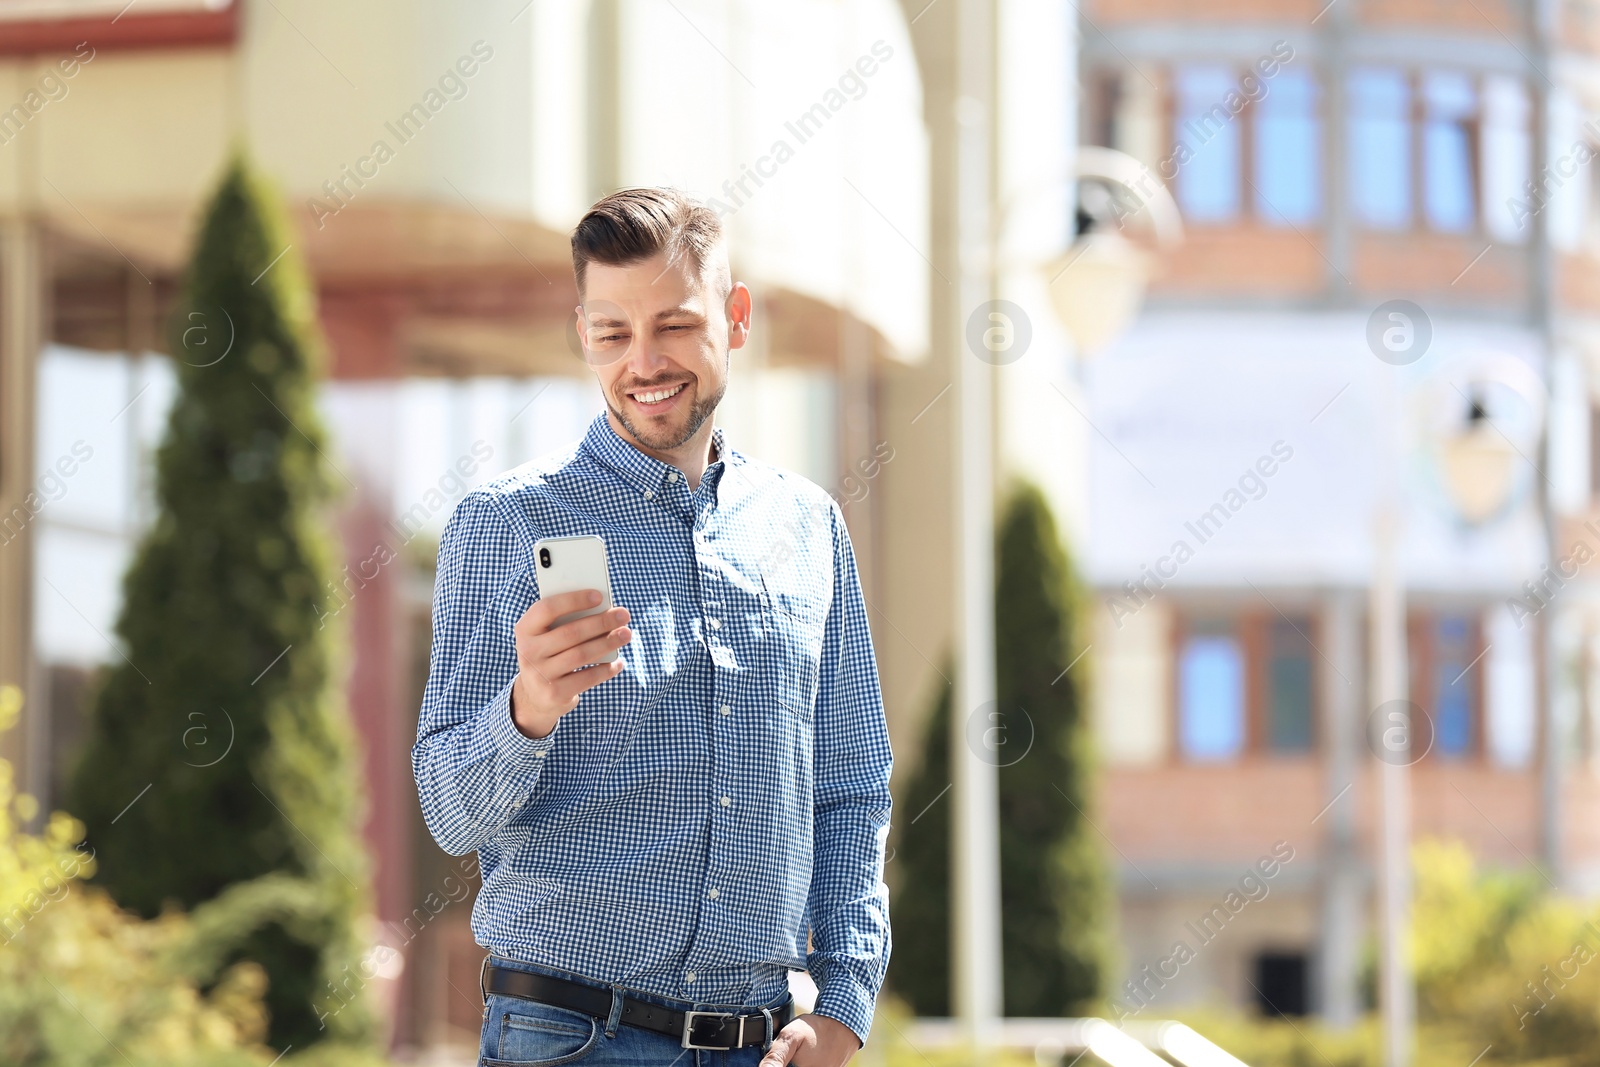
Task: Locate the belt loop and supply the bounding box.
[479,955,491,1006]
[604,985,625,1039]
[762,1006,774,1050]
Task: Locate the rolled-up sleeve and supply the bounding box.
[806,504,894,1047]
[412,491,559,857]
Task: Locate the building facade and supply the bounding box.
[1080,0,1600,1024]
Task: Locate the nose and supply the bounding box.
[623,328,673,380]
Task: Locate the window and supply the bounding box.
[1348,67,1412,229]
[1254,68,1321,224]
[1266,617,1315,752]
[1481,75,1531,243]
[1178,618,1246,760]
[1432,615,1478,757]
[1174,65,1242,222]
[1409,611,1482,759]
[1422,72,1477,232]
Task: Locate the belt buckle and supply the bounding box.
[681,1009,741,1049]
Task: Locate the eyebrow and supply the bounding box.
[584,304,705,328]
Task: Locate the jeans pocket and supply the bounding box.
[482,996,601,1067]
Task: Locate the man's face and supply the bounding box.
[577,249,750,454]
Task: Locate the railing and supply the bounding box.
[906,1018,1250,1067]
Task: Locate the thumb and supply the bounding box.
[759,1030,798,1067]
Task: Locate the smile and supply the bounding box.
[630,382,687,405]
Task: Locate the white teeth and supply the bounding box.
[633,383,685,404]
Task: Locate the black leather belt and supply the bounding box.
[482,961,797,1050]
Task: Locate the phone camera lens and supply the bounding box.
[539,548,552,568]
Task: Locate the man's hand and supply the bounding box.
[510,590,632,739]
[759,1013,862,1067]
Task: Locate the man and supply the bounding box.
[413,187,893,1067]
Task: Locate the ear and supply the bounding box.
[726,282,753,351]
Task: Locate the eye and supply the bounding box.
[662,324,692,332]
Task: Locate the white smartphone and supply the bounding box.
[532,535,617,664]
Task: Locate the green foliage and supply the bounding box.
[992,482,1110,1014]
[886,668,952,1015]
[1176,840,1600,1067]
[0,686,268,1067]
[66,153,374,1052]
[886,482,1110,1016]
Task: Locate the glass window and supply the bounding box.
[1423,71,1477,232]
[1482,76,1532,243]
[1179,618,1246,761]
[1254,68,1321,224]
[1434,615,1476,757]
[1175,66,1242,222]
[1348,67,1412,229]
[1267,617,1315,752]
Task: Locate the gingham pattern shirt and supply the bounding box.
[412,413,893,1045]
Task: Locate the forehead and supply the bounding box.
[582,251,709,312]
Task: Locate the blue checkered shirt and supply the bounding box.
[413,413,893,1045]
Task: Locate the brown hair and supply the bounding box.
[571,187,729,299]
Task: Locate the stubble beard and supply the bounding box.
[608,375,728,452]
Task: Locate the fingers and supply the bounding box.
[548,658,625,704]
[759,1030,797,1067]
[545,626,633,677]
[519,604,629,656]
[517,589,606,634]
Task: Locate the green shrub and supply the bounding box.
[887,482,1109,1016]
[0,685,268,1067]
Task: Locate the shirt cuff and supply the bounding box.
[486,675,562,766]
[807,962,875,1049]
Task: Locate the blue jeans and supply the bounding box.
[478,954,789,1067]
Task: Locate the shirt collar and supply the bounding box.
[581,412,735,501]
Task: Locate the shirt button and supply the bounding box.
[667,471,680,483]
[708,617,722,630]
[718,704,731,716]
[643,490,655,500]
[534,750,547,759]
[686,972,697,983]
[719,795,731,807]
[708,888,720,899]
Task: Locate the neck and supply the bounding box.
[607,410,718,490]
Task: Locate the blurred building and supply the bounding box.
[1079,0,1600,1025]
[0,0,932,1055]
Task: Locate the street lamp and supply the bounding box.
[1371,351,1544,1067]
[1038,146,1183,359]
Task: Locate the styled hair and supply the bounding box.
[571,187,729,299]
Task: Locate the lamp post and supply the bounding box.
[1371,353,1544,1067]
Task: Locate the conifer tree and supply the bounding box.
[887,482,1110,1015]
[69,153,373,1051]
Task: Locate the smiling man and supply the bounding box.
[412,187,893,1067]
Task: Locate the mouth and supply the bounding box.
[627,381,689,412]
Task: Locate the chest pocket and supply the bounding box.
[761,576,826,720]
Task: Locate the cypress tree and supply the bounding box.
[68,153,373,1051]
[886,482,1109,1016]
[993,482,1109,1015]
[885,671,952,1015]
